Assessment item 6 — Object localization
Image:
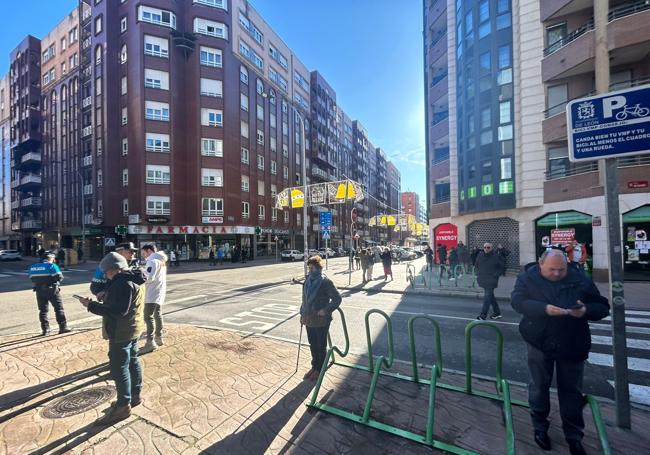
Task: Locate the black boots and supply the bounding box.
[59,324,72,334]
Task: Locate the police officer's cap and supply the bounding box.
[42,252,56,260]
[115,242,138,252]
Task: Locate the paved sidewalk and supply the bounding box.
[1,325,648,454]
[329,258,650,310]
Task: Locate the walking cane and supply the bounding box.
[295,322,303,373]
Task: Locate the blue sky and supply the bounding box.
[0,0,426,201]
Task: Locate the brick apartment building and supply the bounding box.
[7,0,401,259]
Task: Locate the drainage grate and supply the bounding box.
[41,386,115,419]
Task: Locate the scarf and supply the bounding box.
[302,270,324,315]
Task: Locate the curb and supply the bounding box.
[335,285,509,301]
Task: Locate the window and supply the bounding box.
[122,169,129,186]
[270,112,276,128]
[194,18,228,39]
[268,43,288,69]
[257,129,264,145]
[282,144,288,157]
[95,16,102,35]
[120,44,127,64]
[268,67,288,92]
[496,13,511,30]
[61,37,67,51]
[271,207,278,222]
[240,93,249,111]
[271,184,277,197]
[122,199,129,216]
[296,213,302,226]
[241,147,249,164]
[547,84,568,116]
[479,0,489,22]
[271,160,277,174]
[241,120,249,138]
[61,62,67,75]
[270,137,276,153]
[257,154,265,170]
[240,66,248,84]
[69,53,78,68]
[202,198,224,216]
[95,76,102,95]
[201,138,223,156]
[201,108,223,127]
[283,165,288,179]
[145,101,170,121]
[498,45,511,68]
[144,68,169,90]
[283,211,289,223]
[497,68,512,85]
[481,130,492,145]
[138,5,176,29]
[500,157,512,179]
[146,133,170,152]
[242,202,250,219]
[121,16,127,32]
[498,125,513,140]
[121,107,128,125]
[479,52,491,73]
[122,138,128,155]
[258,205,265,220]
[194,0,227,10]
[200,46,222,67]
[121,76,127,94]
[497,0,510,13]
[546,23,567,54]
[97,169,103,187]
[480,107,491,129]
[95,45,102,65]
[282,121,288,136]
[294,71,309,92]
[257,180,265,196]
[257,104,264,121]
[146,196,171,215]
[239,12,263,45]
[200,78,222,97]
[146,165,171,184]
[241,175,249,192]
[499,181,514,194]
[201,168,223,186]
[144,35,169,58]
[256,79,264,95]
[548,146,569,178]
[69,27,78,43]
[479,21,491,39]
[239,40,263,70]
[499,101,511,124]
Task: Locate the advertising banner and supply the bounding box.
[551,228,575,246]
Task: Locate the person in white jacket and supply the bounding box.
[141,244,168,352]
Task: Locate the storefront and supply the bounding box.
[535,210,593,260]
[127,225,255,261]
[623,204,650,281]
[257,228,291,258]
[433,223,458,263]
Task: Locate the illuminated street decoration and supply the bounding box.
[275,179,365,210]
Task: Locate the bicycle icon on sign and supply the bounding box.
[615,104,650,120]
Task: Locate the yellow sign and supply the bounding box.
[335,182,357,200]
[415,223,423,235]
[290,189,305,208]
[380,216,387,226]
[369,216,377,227]
[387,215,396,226]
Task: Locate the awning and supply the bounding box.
[536,211,592,227]
[623,205,650,224]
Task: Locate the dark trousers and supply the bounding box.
[36,287,67,331]
[479,287,501,317]
[108,339,143,406]
[144,302,163,339]
[306,324,330,372]
[527,344,585,441]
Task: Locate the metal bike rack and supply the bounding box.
[308,309,612,455]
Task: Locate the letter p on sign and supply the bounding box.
[603,95,626,118]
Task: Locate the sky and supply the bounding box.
[0,0,426,202]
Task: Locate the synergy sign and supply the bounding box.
[567,85,650,162]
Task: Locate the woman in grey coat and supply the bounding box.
[300,255,342,381]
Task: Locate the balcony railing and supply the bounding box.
[21,219,42,230]
[618,154,650,167]
[609,76,650,92]
[10,179,19,189]
[432,147,450,164]
[21,197,42,208]
[544,20,594,56]
[430,71,448,87]
[434,195,451,204]
[21,151,41,164]
[11,222,20,231]
[11,200,20,210]
[545,162,599,180]
[82,155,93,167]
[20,174,41,185]
[83,184,93,195]
[82,125,93,137]
[609,0,650,21]
[82,96,92,108]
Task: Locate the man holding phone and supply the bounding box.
[511,249,609,455]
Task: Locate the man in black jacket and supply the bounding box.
[475,243,504,320]
[511,249,609,455]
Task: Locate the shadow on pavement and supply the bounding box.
[28,420,107,455]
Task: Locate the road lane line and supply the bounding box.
[167,295,207,304]
[607,381,650,406]
[588,352,650,372]
[591,335,650,350]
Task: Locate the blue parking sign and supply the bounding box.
[567,85,650,162]
[319,212,332,230]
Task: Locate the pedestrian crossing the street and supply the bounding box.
[589,309,650,406]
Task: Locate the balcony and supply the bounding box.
[542,110,567,144]
[83,184,93,195]
[82,96,92,109]
[429,72,448,103]
[429,199,450,219]
[542,22,594,82]
[429,114,449,141]
[20,219,42,231]
[14,151,42,171]
[15,174,42,191]
[21,196,42,209]
[311,167,329,180]
[82,155,93,167]
[541,0,592,23]
[11,222,20,231]
[428,32,447,65]
[82,125,93,137]
[11,200,20,210]
[608,1,650,54]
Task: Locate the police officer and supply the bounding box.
[29,252,70,336]
[91,242,141,300]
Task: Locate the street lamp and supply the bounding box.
[262,92,308,277]
[52,160,85,258]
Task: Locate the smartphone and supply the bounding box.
[72,294,86,301]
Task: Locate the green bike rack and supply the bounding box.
[308,309,612,455]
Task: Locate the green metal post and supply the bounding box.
[465,321,504,395]
[407,315,443,383]
[309,349,334,407]
[365,309,394,373]
[586,395,612,455]
[501,380,516,455]
[327,307,351,365]
[425,364,439,445]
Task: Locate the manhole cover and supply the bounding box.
[41,386,115,419]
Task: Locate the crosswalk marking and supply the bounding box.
[602,316,650,324]
[588,352,650,373]
[0,274,10,278]
[590,323,650,335]
[607,381,650,407]
[591,335,650,350]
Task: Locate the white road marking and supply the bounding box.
[0,274,11,278]
[588,352,650,372]
[622,310,650,316]
[602,316,650,324]
[607,381,650,406]
[590,324,650,335]
[591,335,650,350]
[167,294,207,304]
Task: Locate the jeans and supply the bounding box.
[479,287,501,317]
[108,339,142,406]
[306,324,330,372]
[527,344,585,441]
[144,302,163,339]
[36,287,67,331]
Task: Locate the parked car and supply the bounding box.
[317,248,335,258]
[395,248,417,261]
[335,247,347,257]
[308,249,320,257]
[403,247,424,258]
[281,250,304,261]
[0,250,22,261]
